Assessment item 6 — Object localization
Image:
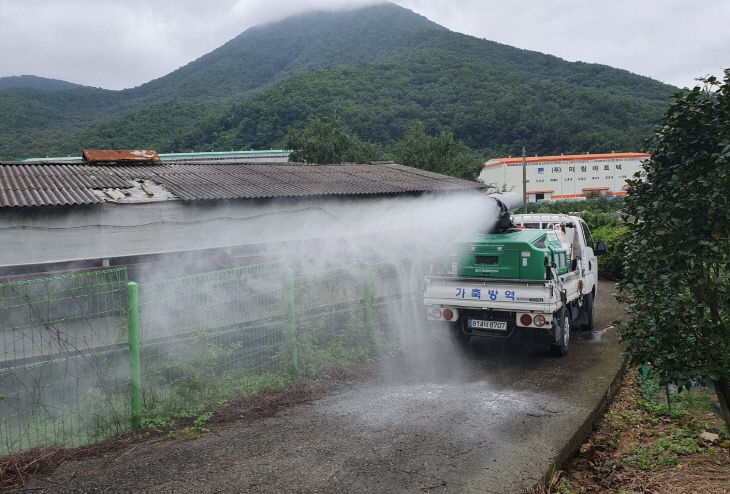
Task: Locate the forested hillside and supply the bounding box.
[0,75,84,91]
[173,38,668,157]
[128,3,445,102]
[0,2,676,160]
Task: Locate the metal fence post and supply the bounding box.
[127,282,143,429]
[416,259,424,295]
[286,269,298,376]
[363,263,374,345]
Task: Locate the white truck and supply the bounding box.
[423,199,606,356]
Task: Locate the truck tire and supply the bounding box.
[551,307,570,356]
[581,292,595,331]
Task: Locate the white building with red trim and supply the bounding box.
[479,152,649,202]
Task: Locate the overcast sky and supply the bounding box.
[0,0,727,91]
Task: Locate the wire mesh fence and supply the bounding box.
[0,258,428,455]
[135,263,291,417]
[295,265,371,376]
[0,269,130,455]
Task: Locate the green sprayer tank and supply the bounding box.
[446,229,569,280]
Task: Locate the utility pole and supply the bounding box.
[522,147,527,213]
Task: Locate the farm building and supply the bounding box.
[0,153,485,280]
[479,152,649,202]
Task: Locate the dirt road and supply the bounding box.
[23,280,625,493]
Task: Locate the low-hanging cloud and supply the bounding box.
[0,0,379,89]
[1,0,727,90]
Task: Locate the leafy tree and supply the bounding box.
[284,115,383,164]
[618,72,730,433]
[394,122,482,179]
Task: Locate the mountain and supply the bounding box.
[0,75,84,91]
[0,3,676,160]
[128,3,445,102]
[0,3,444,159]
[173,44,666,157]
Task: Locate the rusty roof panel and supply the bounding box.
[0,161,484,207]
[83,149,160,163]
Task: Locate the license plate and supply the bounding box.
[468,319,507,331]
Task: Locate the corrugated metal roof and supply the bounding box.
[0,164,129,207]
[0,161,484,208]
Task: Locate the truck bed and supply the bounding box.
[423,270,583,315]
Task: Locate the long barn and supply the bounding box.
[0,155,485,280]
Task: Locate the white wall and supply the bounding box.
[0,192,499,269]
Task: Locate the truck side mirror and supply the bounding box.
[595,241,607,256]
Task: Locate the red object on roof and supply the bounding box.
[526,189,554,194]
[484,152,650,169]
[83,150,160,163]
[581,187,610,191]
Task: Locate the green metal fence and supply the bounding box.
[0,258,425,455]
[0,269,130,454]
[295,265,372,376]
[132,263,291,420]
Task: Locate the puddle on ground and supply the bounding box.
[578,325,612,343]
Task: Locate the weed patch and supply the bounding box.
[530,368,730,493]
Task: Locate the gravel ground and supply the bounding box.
[22,280,625,494]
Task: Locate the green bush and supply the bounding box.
[526,197,625,216]
[592,224,628,281]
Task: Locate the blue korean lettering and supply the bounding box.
[488,289,498,301]
[471,288,481,299]
[456,288,466,298]
[505,290,515,300]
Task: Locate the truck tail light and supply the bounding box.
[430,308,442,319]
[520,314,533,326]
[442,309,454,320]
[533,315,546,327]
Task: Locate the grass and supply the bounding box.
[534,368,730,493]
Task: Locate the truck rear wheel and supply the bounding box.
[551,307,570,356]
[580,293,594,331]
